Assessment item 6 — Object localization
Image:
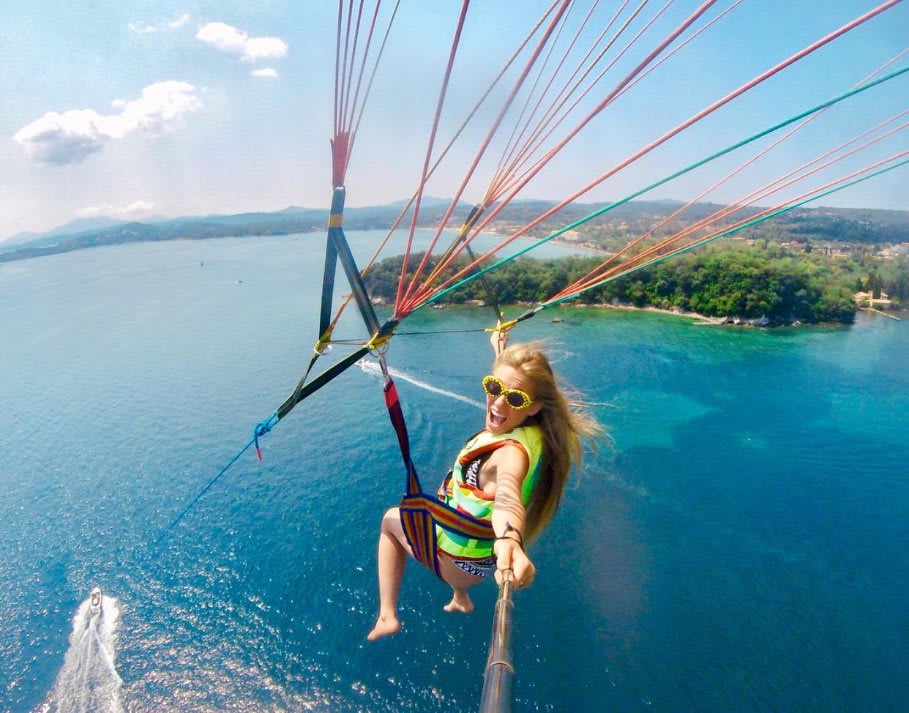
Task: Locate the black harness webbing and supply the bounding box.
[276,345,370,419]
[276,186,393,421]
[317,220,339,338]
[422,204,504,323]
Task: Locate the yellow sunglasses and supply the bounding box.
[482,375,534,410]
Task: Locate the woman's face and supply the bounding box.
[485,364,543,436]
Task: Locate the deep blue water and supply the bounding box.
[1,234,907,712]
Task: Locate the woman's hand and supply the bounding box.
[490,321,508,357]
[493,537,536,589]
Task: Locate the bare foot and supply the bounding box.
[443,594,474,614]
[367,614,401,641]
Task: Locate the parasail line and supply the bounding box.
[398,1,575,312]
[490,0,670,202]
[394,0,472,311]
[349,1,401,165]
[556,110,909,299]
[498,0,745,204]
[333,2,344,137]
[403,0,904,312]
[543,153,909,308]
[467,0,904,264]
[489,0,619,196]
[339,1,366,134]
[409,63,909,312]
[156,416,274,543]
[400,0,723,311]
[562,99,909,294]
[503,150,909,326]
[337,1,356,135]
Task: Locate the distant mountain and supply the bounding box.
[138,214,172,224]
[387,196,451,209]
[1,216,129,249]
[2,231,40,247]
[48,216,128,234]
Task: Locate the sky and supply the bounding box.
[1,0,907,242]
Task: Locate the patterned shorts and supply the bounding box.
[449,556,496,579]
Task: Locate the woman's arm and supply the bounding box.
[488,445,536,589]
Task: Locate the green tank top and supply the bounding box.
[436,425,543,560]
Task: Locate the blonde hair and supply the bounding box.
[494,342,602,541]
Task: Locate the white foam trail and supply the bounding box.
[39,592,124,713]
[358,359,485,410]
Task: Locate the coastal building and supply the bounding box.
[853,290,894,309]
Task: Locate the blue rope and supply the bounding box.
[254,415,277,460]
[156,412,279,543]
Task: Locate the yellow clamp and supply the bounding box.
[313,329,333,355]
[328,213,343,228]
[484,319,517,334]
[365,330,393,352]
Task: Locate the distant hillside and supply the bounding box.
[0,203,473,263]
[2,200,907,265]
[3,216,131,248]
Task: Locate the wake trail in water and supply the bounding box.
[38,592,124,713]
[358,359,484,410]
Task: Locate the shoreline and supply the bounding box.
[579,303,726,325]
[434,299,908,327]
[556,302,906,326]
[443,298,755,326]
[477,299,903,327]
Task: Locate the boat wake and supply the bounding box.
[38,589,124,713]
[358,359,484,410]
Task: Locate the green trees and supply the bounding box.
[363,242,909,324]
[882,256,909,303]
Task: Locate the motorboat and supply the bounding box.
[89,586,103,616]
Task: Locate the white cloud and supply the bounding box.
[77,201,156,219]
[129,14,190,34]
[116,81,202,132]
[169,13,191,29]
[13,81,202,165]
[196,22,288,62]
[242,36,288,62]
[251,67,279,79]
[128,22,158,34]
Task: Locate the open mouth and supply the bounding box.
[488,407,507,427]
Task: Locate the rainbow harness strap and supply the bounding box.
[384,379,496,579]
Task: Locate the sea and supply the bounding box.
[1,231,907,713]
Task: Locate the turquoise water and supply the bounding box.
[1,234,907,712]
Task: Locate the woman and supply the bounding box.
[367,328,600,641]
